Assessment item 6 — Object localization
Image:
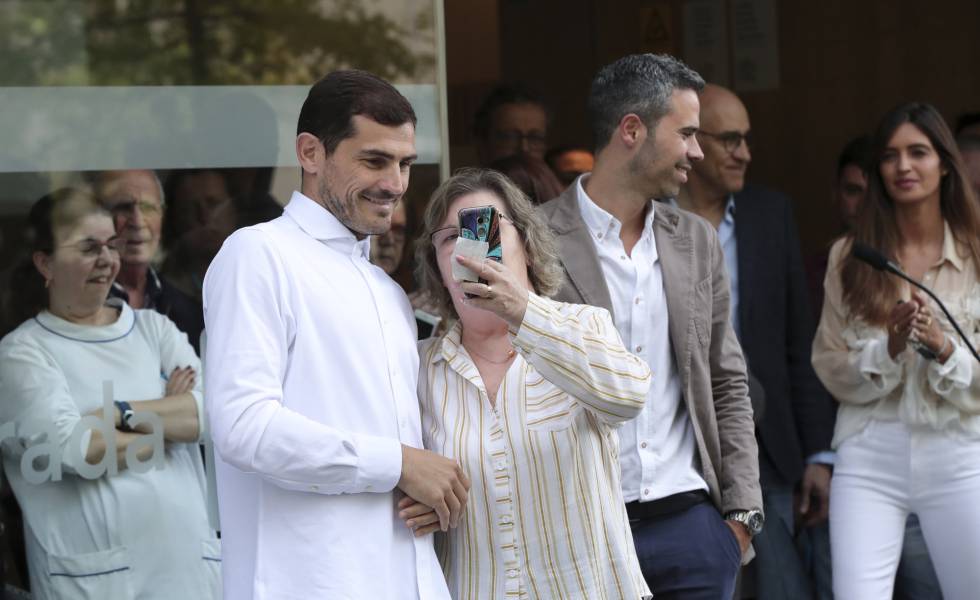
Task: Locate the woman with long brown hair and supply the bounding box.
[812,102,980,599]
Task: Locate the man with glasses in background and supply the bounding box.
[472,84,549,164]
[672,84,836,599]
[88,169,204,352]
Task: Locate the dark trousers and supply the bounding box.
[630,500,741,599]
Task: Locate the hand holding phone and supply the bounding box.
[456,206,502,298]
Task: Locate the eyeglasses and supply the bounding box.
[107,199,164,219]
[58,237,126,258]
[491,130,547,150]
[698,130,751,154]
[430,214,513,249]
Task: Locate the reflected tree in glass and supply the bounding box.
[0,0,436,86]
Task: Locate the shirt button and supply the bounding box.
[311,484,319,491]
[635,345,643,353]
[640,441,648,449]
[507,569,519,578]
[620,255,626,260]
[635,297,642,304]
[643,488,650,496]
[597,232,603,239]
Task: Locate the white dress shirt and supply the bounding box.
[576,177,708,502]
[203,191,449,600]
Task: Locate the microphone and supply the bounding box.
[851,242,980,364]
[851,242,900,274]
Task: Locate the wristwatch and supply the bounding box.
[724,509,764,536]
[115,400,136,432]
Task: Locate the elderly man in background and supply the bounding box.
[473,84,549,165]
[89,169,204,352]
[673,84,835,599]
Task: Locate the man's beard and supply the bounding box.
[316,179,396,237]
[628,153,678,200]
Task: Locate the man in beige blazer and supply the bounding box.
[539,54,762,599]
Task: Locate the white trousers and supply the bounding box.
[830,419,980,600]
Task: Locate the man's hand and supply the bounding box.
[725,520,752,556]
[397,446,470,531]
[797,463,832,527]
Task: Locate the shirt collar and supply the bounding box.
[34,297,136,343]
[938,220,966,272]
[109,266,163,308]
[723,194,736,224]
[663,194,735,227]
[432,320,509,391]
[575,174,656,242]
[284,190,371,259]
[435,320,464,364]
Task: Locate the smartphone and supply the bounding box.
[458,205,502,297]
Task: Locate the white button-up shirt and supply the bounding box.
[576,178,709,502]
[203,191,449,600]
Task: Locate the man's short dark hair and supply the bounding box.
[473,84,548,140]
[837,134,872,178]
[588,54,704,152]
[297,70,417,154]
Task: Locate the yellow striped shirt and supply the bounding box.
[418,293,653,600]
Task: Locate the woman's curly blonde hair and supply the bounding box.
[414,167,564,321]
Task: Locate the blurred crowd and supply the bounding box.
[0,56,978,600]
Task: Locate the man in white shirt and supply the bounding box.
[203,70,468,600]
[540,54,763,599]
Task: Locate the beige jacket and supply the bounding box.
[539,186,763,517]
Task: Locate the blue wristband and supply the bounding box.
[114,400,135,432]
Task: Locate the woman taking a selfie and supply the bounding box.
[812,103,980,599]
[402,168,652,600]
[0,188,219,599]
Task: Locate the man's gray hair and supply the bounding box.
[588,53,705,152]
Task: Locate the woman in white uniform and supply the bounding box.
[0,187,220,599]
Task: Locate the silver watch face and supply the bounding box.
[746,511,764,535]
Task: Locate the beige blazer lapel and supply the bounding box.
[654,204,694,381]
[547,187,615,315]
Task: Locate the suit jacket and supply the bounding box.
[733,185,835,485]
[539,186,763,515]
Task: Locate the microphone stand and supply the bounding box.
[885,265,980,365]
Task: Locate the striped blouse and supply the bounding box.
[418,293,653,600]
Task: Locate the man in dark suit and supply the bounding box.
[540,54,763,599]
[674,84,836,599]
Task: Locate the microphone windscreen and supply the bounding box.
[851,241,889,271]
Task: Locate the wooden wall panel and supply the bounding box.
[446,0,980,256]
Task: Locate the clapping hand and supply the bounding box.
[908,291,948,359]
